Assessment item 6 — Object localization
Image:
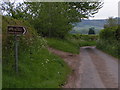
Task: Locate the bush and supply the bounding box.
[88,27,95,35]
[99,26,117,41]
[71,34,98,41]
[2,16,70,88]
[97,26,120,59]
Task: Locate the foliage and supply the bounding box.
[70,34,97,46]
[79,41,97,47]
[88,27,95,34]
[115,25,120,41]
[97,39,120,59]
[97,26,120,59]
[3,47,70,88]
[71,34,98,41]
[2,16,70,88]
[99,26,118,40]
[1,2,26,19]
[46,38,80,54]
[104,17,118,28]
[46,34,98,54]
[1,2,103,38]
[27,3,73,38]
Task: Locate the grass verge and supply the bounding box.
[46,38,80,54]
[3,48,70,88]
[2,16,71,88]
[79,40,97,47]
[96,40,120,59]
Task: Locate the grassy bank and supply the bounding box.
[2,16,99,88]
[96,27,120,59]
[79,40,97,47]
[97,40,120,59]
[2,16,70,88]
[46,38,80,54]
[46,34,97,54]
[3,48,70,88]
[70,34,97,47]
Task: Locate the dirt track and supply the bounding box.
[48,46,118,88]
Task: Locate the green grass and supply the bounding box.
[71,34,98,41]
[46,35,97,54]
[96,40,120,59]
[2,16,71,88]
[3,47,70,88]
[79,40,97,47]
[96,26,120,59]
[2,16,99,88]
[46,38,80,54]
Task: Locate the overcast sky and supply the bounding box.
[90,0,120,19]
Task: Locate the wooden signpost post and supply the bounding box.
[8,26,26,73]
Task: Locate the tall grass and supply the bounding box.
[2,16,70,88]
[97,40,120,59]
[46,34,98,54]
[46,38,80,54]
[96,26,120,59]
[3,47,70,88]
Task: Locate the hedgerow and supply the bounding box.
[97,26,120,59]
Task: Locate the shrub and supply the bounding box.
[97,26,120,59]
[2,16,70,88]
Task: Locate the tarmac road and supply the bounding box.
[48,46,119,88]
[77,46,118,88]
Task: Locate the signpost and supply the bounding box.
[8,26,26,35]
[8,26,26,73]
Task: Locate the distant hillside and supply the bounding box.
[75,19,106,27]
[71,19,106,34]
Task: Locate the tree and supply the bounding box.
[1,2,27,19]
[88,27,95,34]
[104,17,118,28]
[24,2,103,38]
[1,1,103,38]
[115,25,120,41]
